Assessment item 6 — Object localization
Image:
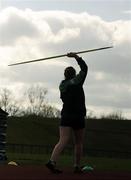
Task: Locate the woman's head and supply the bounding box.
[64,66,76,80]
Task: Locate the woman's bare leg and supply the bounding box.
[50,126,71,162]
[73,128,85,167]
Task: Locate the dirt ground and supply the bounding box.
[0,166,131,180]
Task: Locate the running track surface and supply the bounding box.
[0,166,131,180]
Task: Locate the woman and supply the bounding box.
[46,52,88,173]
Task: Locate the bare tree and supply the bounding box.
[0,88,20,116]
[0,86,60,118]
[41,105,61,118]
[86,109,97,119]
[25,85,47,115]
[100,111,126,120]
[25,85,60,118]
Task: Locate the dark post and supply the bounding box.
[0,108,8,164]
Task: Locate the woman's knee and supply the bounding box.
[74,129,85,144]
[58,127,71,145]
[59,137,69,146]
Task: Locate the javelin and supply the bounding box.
[8,46,113,66]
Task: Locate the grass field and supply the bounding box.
[7,152,131,171]
[6,116,131,161]
[5,116,131,173]
[7,116,131,151]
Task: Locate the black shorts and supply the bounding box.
[60,116,85,130]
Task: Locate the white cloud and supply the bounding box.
[123,10,131,14]
[0,7,39,46]
[0,7,131,118]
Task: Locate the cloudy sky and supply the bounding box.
[0,0,131,118]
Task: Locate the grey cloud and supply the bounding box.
[86,81,131,109]
[0,10,39,46]
[45,17,64,34]
[0,8,131,118]
[6,60,67,85]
